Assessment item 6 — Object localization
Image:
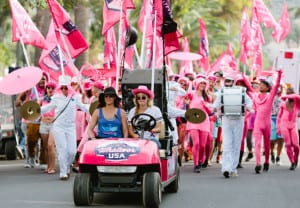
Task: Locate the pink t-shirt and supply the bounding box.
[186,91,211,132]
[277,102,299,129]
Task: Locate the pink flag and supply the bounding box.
[102,0,135,35]
[252,0,277,28]
[9,0,47,49]
[161,0,180,55]
[239,7,251,65]
[103,27,117,71]
[39,20,77,82]
[47,0,89,59]
[138,0,154,35]
[250,47,263,74]
[227,42,238,70]
[124,46,135,70]
[272,3,290,43]
[164,31,181,56]
[250,10,264,73]
[210,52,233,73]
[180,37,193,75]
[198,18,209,71]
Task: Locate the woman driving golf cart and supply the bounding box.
[127,85,163,148]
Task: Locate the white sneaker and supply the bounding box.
[24,163,30,168]
[230,172,239,178]
[39,164,47,171]
[24,157,30,168]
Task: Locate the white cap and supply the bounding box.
[58,75,71,86]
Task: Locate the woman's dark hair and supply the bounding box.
[85,89,92,98]
[202,90,209,102]
[98,93,121,108]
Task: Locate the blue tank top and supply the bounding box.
[97,108,123,138]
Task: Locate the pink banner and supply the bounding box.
[9,0,47,49]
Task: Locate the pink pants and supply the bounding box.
[240,120,248,151]
[281,127,299,163]
[253,120,271,165]
[75,111,87,142]
[190,130,209,166]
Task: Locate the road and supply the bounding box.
[0,153,300,208]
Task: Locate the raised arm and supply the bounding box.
[270,70,283,99]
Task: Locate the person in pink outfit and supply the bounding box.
[185,78,212,173]
[39,81,57,174]
[235,74,254,168]
[253,70,282,174]
[276,87,300,170]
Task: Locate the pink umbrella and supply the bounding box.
[0,66,43,95]
[168,51,202,61]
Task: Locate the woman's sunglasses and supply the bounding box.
[136,95,147,100]
[60,86,68,90]
[104,94,115,98]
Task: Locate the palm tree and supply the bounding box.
[74,0,90,68]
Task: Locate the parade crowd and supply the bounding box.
[15,67,300,180]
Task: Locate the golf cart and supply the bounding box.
[73,68,179,207]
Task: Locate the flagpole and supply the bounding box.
[19,37,39,99]
[57,28,83,91]
[134,45,142,68]
[140,14,147,68]
[151,10,157,92]
[57,44,65,76]
[19,37,31,67]
[115,0,123,89]
[58,29,81,77]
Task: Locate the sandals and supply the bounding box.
[45,169,56,174]
[47,169,56,174]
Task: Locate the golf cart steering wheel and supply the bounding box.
[131,113,156,132]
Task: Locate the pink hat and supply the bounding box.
[193,77,207,89]
[195,73,206,79]
[45,81,57,89]
[207,75,217,82]
[184,71,195,78]
[235,74,253,92]
[93,81,104,91]
[132,85,154,99]
[178,76,189,84]
[82,80,92,91]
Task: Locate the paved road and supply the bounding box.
[0,153,299,208]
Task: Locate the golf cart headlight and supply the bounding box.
[97,166,137,173]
